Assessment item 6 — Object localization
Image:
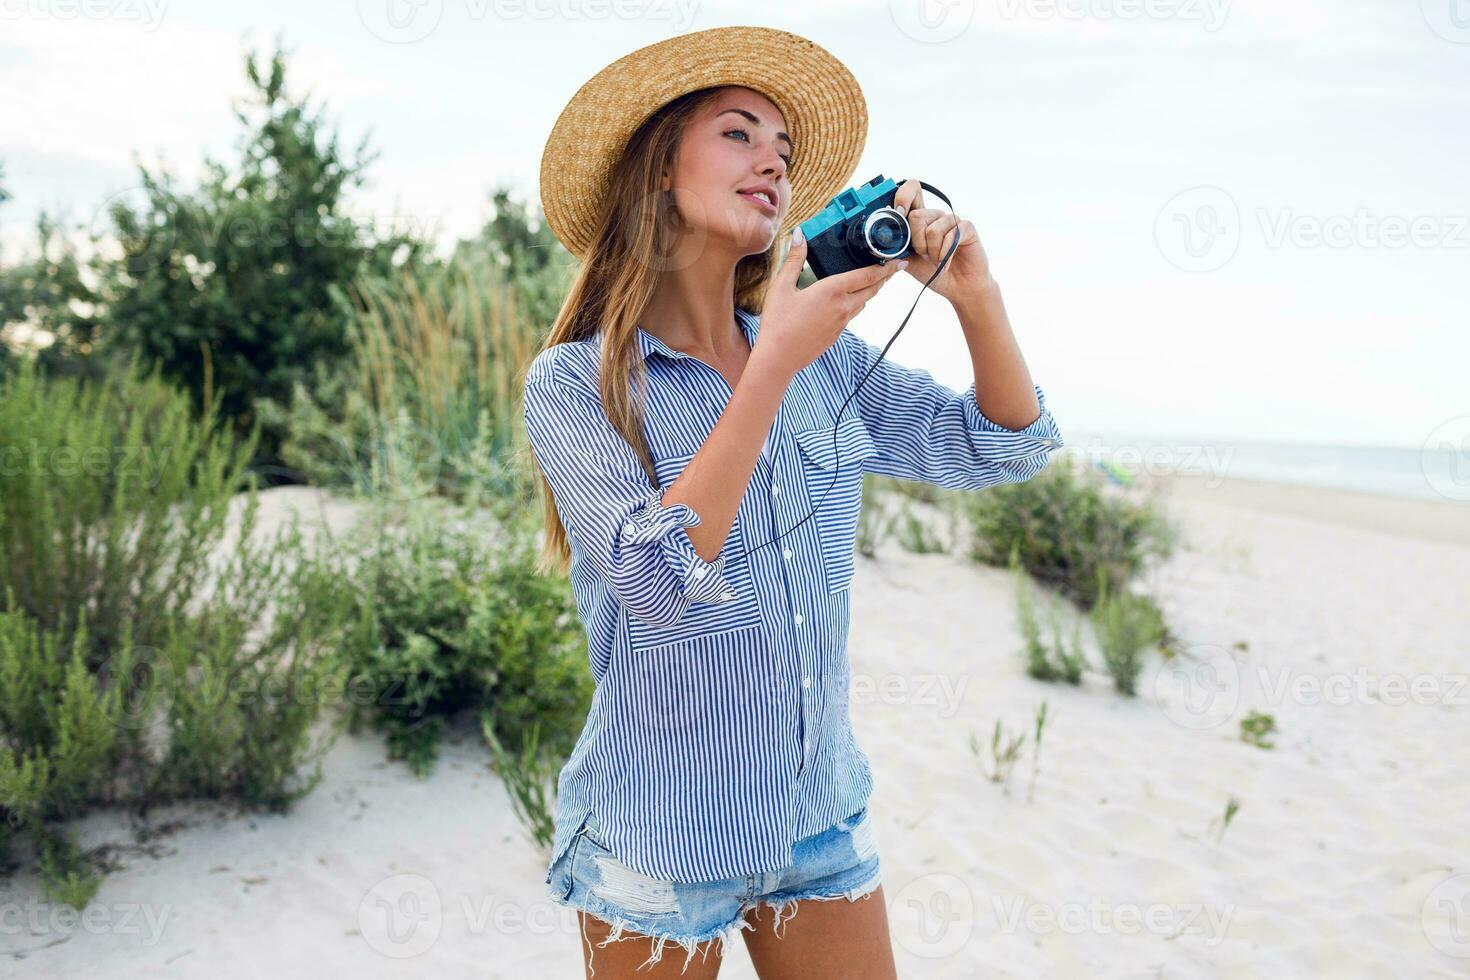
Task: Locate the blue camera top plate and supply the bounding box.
[798,174,901,240]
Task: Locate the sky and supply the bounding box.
[1,0,1466,451]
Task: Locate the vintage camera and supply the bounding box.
[798,174,914,280]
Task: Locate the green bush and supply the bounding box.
[322,496,591,778]
[0,355,352,900]
[962,456,1179,610]
[95,44,429,472]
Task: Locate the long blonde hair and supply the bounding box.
[530,86,782,577]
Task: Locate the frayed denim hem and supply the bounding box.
[557,863,883,975]
[745,863,884,941]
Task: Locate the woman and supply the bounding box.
[523,26,1063,979]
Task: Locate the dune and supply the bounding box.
[2,475,1466,978]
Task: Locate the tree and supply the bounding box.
[95,37,431,478]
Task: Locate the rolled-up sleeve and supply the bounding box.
[836,328,1064,491]
[523,375,737,627]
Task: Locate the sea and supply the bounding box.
[1059,431,1470,505]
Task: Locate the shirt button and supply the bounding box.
[793,613,804,626]
[802,676,811,689]
[771,484,781,497]
[693,566,708,580]
[783,548,794,560]
[623,522,635,535]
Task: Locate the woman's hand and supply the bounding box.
[891,178,994,304]
[753,225,907,379]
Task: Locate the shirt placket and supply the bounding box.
[663,354,822,786]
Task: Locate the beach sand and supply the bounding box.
[2,475,1466,978]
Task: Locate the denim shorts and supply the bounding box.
[545,805,882,975]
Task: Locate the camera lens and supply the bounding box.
[862,208,910,259]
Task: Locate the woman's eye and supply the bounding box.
[725,128,792,169]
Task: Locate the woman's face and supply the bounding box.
[664,86,793,259]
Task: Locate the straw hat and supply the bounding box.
[538,25,868,261]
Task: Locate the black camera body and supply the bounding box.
[798,174,914,280]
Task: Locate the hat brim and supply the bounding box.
[539,25,867,261]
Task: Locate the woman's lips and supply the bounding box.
[737,190,777,215]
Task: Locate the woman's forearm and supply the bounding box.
[951,277,1043,431]
[659,350,795,561]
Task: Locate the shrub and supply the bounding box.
[322,496,591,778]
[0,355,351,900]
[962,455,1179,610]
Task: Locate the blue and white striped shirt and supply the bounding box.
[524,306,1063,884]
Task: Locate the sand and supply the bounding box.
[2,476,1466,978]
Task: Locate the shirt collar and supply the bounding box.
[624,307,760,362]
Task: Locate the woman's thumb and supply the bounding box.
[778,224,806,284]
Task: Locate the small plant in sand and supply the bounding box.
[893,495,948,555]
[1239,710,1277,750]
[1027,700,1051,803]
[1090,569,1166,696]
[481,715,561,849]
[1013,547,1086,684]
[971,702,1052,799]
[1209,796,1242,843]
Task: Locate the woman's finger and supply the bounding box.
[893,178,924,217]
[923,212,958,260]
[845,260,905,304]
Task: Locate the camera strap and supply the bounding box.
[724,181,961,568]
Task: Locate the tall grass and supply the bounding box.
[260,253,541,505]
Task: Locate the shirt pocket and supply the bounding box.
[626,447,764,651]
[790,416,878,594]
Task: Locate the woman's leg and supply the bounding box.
[577,909,727,980]
[739,884,898,980]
